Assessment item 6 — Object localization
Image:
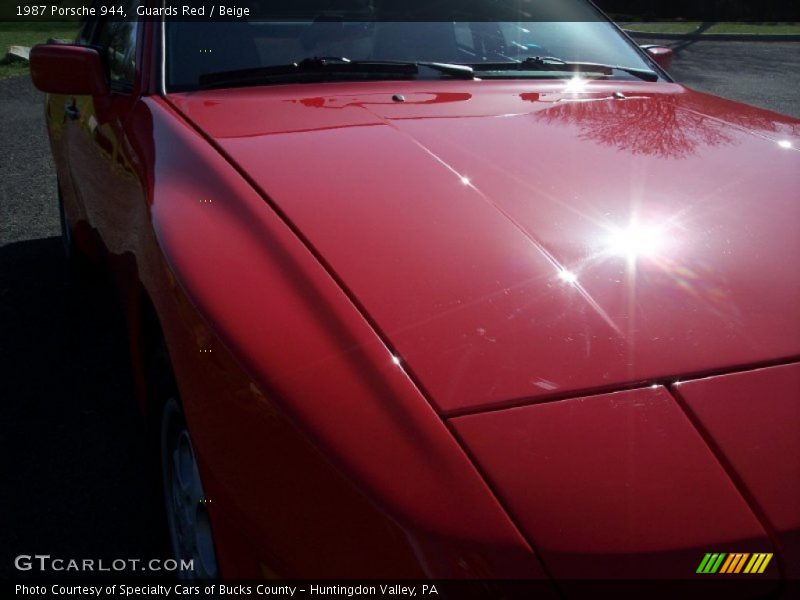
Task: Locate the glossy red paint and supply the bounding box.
[29,45,109,96]
[33,14,800,582]
[145,95,548,578]
[451,386,775,578]
[170,80,800,415]
[672,363,800,577]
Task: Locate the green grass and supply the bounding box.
[0,62,28,78]
[0,22,78,79]
[623,21,702,34]
[623,22,800,35]
[707,22,800,34]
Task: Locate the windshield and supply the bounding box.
[165,0,658,91]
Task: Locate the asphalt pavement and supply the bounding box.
[644,38,800,118]
[1,40,798,580]
[0,79,167,578]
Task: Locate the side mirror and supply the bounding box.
[640,45,674,71]
[30,44,109,96]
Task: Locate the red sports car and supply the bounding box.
[30,0,799,586]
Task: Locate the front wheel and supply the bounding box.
[160,398,219,580]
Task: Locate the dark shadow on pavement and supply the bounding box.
[665,21,716,54]
[0,236,168,579]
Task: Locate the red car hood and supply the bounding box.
[170,80,800,415]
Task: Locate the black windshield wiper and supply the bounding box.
[298,56,475,78]
[198,57,474,89]
[469,56,659,82]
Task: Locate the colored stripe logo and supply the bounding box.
[696,553,773,574]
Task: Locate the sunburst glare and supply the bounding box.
[603,220,669,263]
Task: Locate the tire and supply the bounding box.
[160,398,220,580]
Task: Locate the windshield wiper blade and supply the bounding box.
[470,56,659,82]
[198,57,474,89]
[299,56,475,78]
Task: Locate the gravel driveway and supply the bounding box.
[640,38,800,118]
